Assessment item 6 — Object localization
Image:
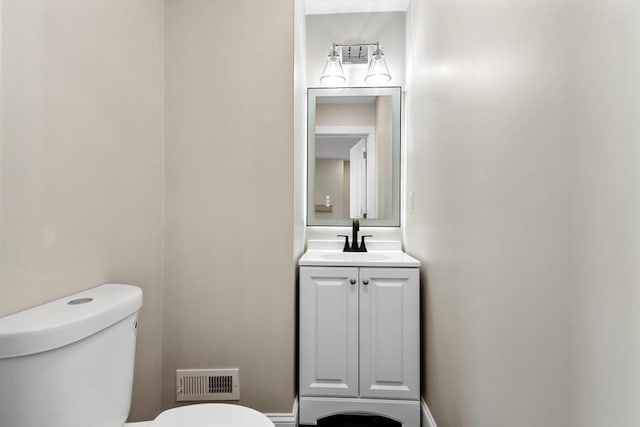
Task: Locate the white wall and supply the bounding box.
[405,1,640,426]
[306,12,405,88]
[294,0,308,259]
[304,11,404,240]
[570,2,640,425]
[0,0,165,421]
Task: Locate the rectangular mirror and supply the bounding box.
[307,87,401,226]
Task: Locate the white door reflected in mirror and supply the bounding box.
[349,138,368,219]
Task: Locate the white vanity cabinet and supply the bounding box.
[298,242,421,426]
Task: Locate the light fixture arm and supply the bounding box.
[372,42,383,56]
[364,42,391,84]
[319,42,346,85]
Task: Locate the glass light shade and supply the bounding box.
[320,46,346,85]
[364,45,391,85]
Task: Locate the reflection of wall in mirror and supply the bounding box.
[316,103,375,126]
[315,158,348,218]
[316,99,392,220]
[376,96,393,218]
[343,161,350,217]
[315,103,375,219]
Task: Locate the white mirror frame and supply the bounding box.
[307,86,401,227]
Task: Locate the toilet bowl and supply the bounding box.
[0,284,274,427]
[126,403,274,427]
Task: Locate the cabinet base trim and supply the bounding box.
[299,397,420,426]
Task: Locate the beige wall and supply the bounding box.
[163,0,295,416]
[1,0,296,421]
[316,103,375,126]
[405,1,640,426]
[315,158,347,219]
[0,0,165,421]
[375,96,392,219]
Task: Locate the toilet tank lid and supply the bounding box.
[0,284,142,359]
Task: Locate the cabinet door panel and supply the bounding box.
[300,267,359,397]
[359,268,419,399]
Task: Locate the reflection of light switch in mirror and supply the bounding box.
[408,192,414,214]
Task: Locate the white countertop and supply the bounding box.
[299,240,420,268]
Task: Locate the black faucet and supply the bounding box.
[338,219,372,252]
[351,218,360,250]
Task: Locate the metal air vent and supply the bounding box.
[176,368,239,401]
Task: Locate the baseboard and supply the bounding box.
[421,398,437,427]
[265,397,298,427]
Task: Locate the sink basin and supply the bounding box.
[321,252,392,261]
[299,241,420,267]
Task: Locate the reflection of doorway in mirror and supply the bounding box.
[314,157,348,219]
[315,126,377,220]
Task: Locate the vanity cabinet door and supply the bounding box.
[359,268,420,400]
[299,267,359,397]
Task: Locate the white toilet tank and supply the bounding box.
[0,284,143,427]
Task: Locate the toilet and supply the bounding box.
[0,284,274,427]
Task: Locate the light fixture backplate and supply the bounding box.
[338,44,374,64]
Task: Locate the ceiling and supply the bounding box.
[304,0,410,15]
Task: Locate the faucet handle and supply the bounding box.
[337,235,350,251]
[360,235,372,252]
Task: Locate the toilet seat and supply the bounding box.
[149,403,275,427]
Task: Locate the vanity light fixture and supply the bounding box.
[319,43,346,86]
[321,42,392,85]
[364,42,392,84]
